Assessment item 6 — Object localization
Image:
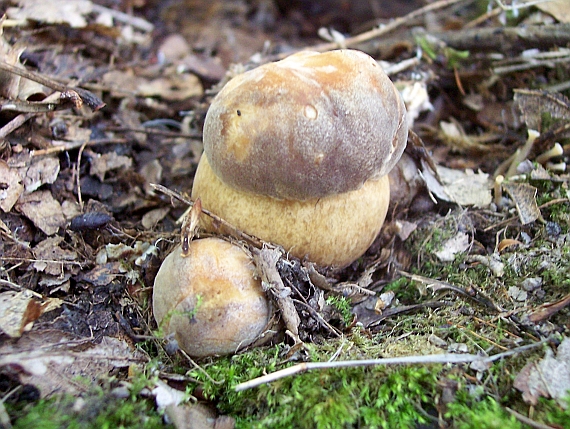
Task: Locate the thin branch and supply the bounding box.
[150,183,264,248]
[0,113,36,139]
[234,339,549,391]
[0,61,105,111]
[277,0,469,57]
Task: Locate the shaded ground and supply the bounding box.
[1,0,570,428]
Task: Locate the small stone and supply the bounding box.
[521,277,543,292]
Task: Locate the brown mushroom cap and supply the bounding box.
[152,238,271,357]
[203,49,408,200]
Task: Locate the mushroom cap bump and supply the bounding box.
[203,49,408,201]
[152,238,271,357]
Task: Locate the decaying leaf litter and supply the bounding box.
[0,0,570,427]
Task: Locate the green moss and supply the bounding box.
[325,295,353,326]
[446,397,522,429]
[11,390,168,429]
[9,366,170,429]
[187,342,441,429]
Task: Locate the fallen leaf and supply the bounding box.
[89,151,133,182]
[497,238,523,252]
[422,163,492,208]
[78,262,123,286]
[16,190,66,235]
[514,89,570,134]
[508,286,527,302]
[0,160,24,212]
[536,0,570,24]
[141,207,170,230]
[435,232,470,262]
[165,402,236,429]
[514,337,570,408]
[137,74,203,101]
[32,236,78,276]
[528,293,570,323]
[20,157,60,193]
[152,380,185,410]
[7,0,93,28]
[0,290,42,337]
[503,182,541,225]
[0,331,147,397]
[253,247,301,343]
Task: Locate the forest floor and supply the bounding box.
[1,0,570,428]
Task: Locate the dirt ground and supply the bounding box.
[1,0,570,428]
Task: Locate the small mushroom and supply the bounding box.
[192,49,408,267]
[152,237,271,357]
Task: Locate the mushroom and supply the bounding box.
[152,237,272,357]
[192,49,408,267]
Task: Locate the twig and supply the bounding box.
[91,4,154,33]
[180,349,224,385]
[234,339,549,391]
[483,198,569,232]
[293,299,342,338]
[150,183,264,248]
[435,23,570,53]
[0,61,105,111]
[30,138,128,157]
[0,113,36,139]
[505,407,558,429]
[278,0,468,56]
[0,279,43,298]
[76,142,88,211]
[399,271,504,312]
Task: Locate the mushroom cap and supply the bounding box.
[152,238,271,357]
[203,49,408,201]
[192,156,390,267]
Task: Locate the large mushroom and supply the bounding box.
[192,49,408,267]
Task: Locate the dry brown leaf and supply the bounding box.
[16,190,66,235]
[20,157,60,193]
[435,232,470,262]
[503,182,541,225]
[253,247,301,342]
[141,207,170,230]
[78,262,123,286]
[32,236,78,276]
[536,0,570,23]
[157,34,191,63]
[89,151,133,182]
[7,0,93,28]
[514,337,570,408]
[0,35,46,100]
[0,160,24,212]
[422,163,492,208]
[137,74,203,101]
[0,36,26,99]
[0,331,147,397]
[0,290,41,337]
[139,159,163,195]
[528,293,570,323]
[165,402,236,429]
[497,238,523,252]
[514,89,570,134]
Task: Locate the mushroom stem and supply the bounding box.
[505,129,539,178]
[536,143,563,165]
[545,161,566,172]
[494,175,504,207]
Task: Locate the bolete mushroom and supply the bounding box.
[192,49,407,267]
[152,237,271,357]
